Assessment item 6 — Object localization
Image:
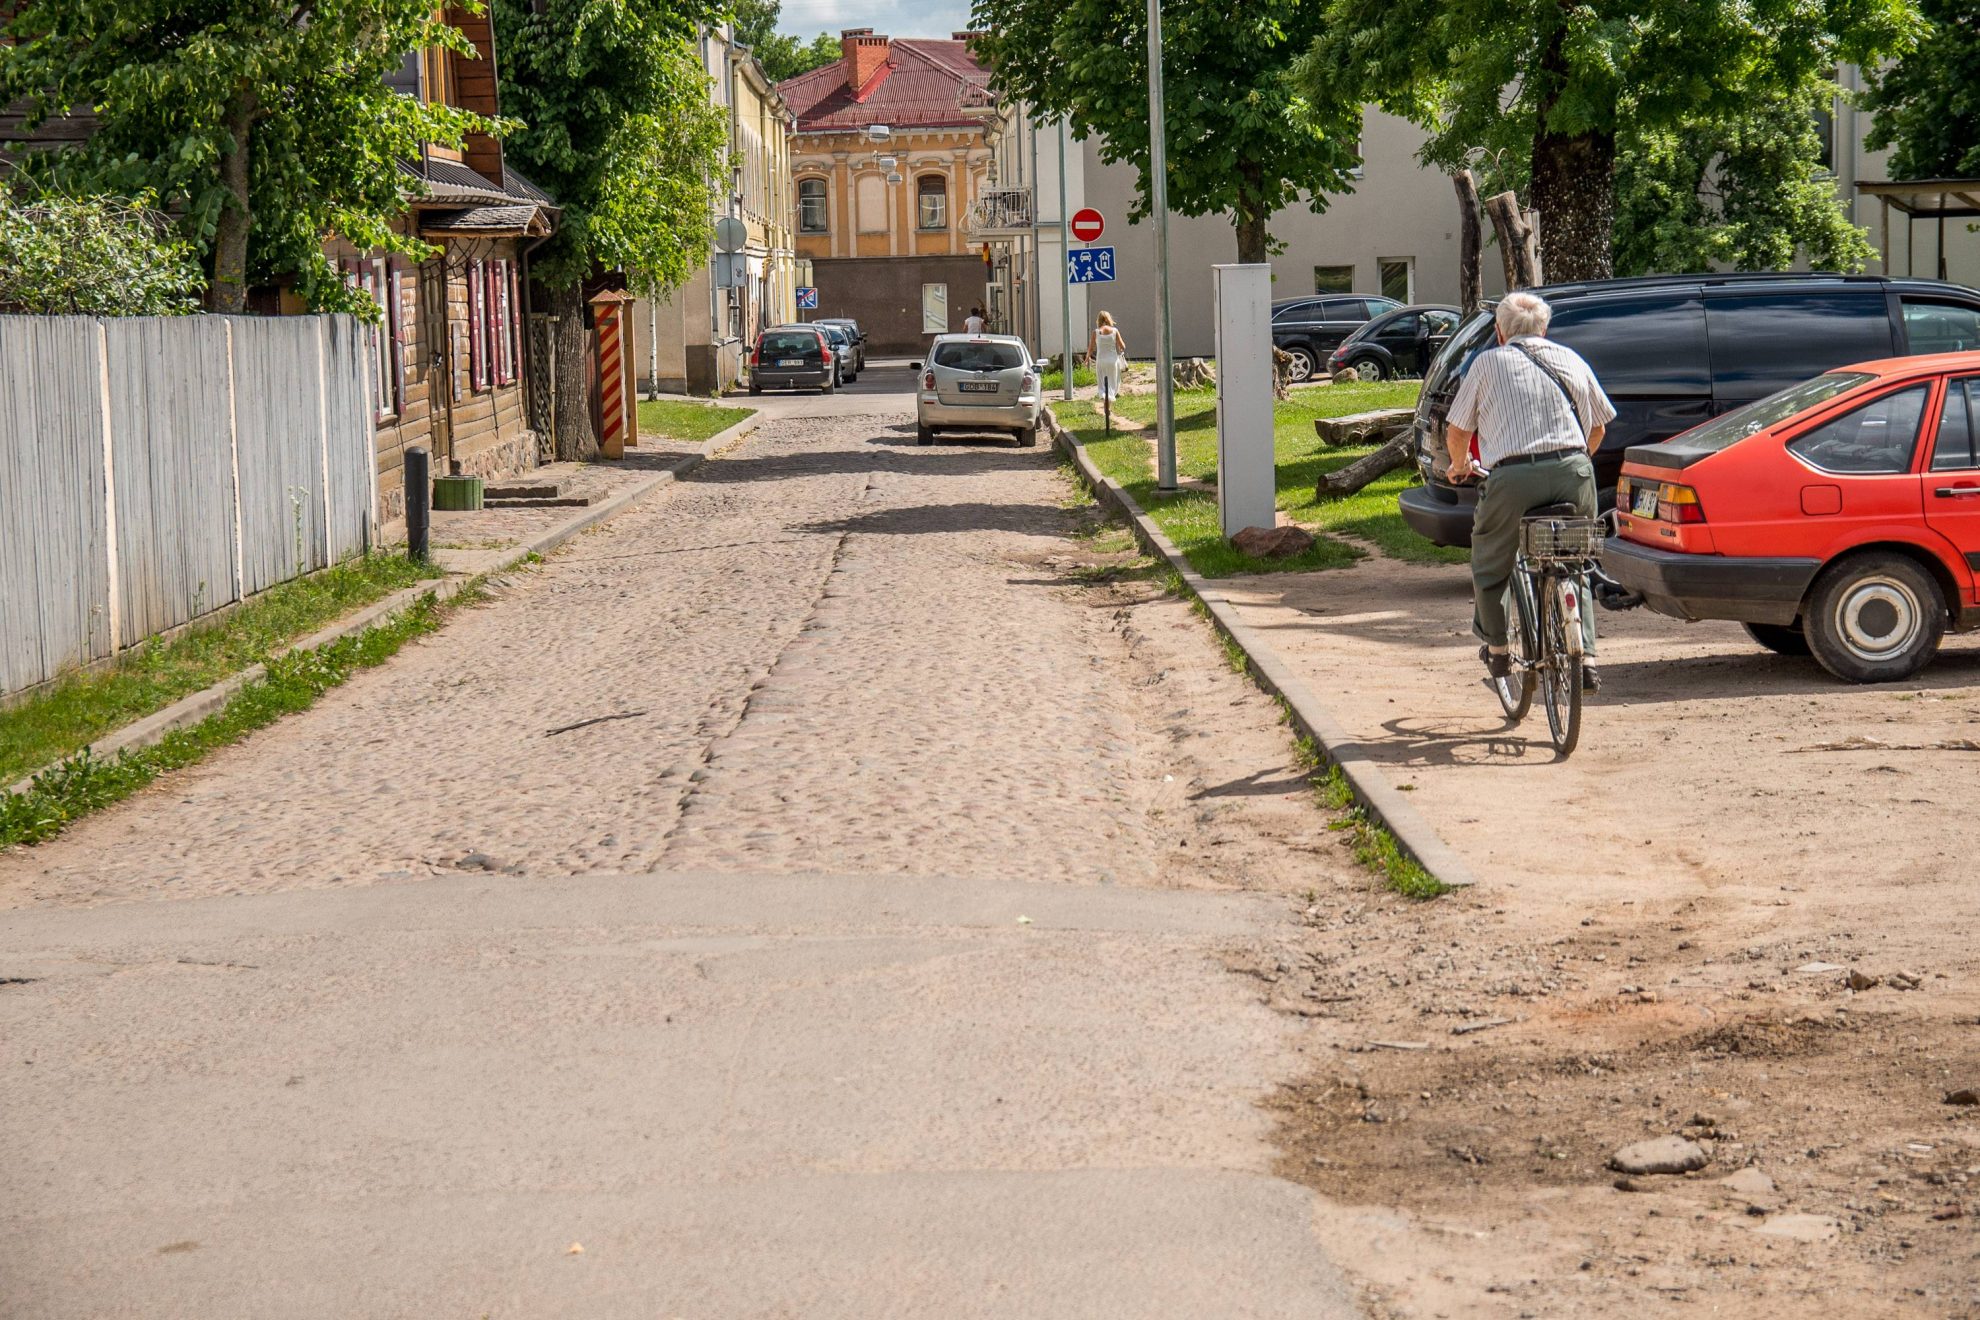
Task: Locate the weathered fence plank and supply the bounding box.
[106,317,240,643]
[0,317,112,696]
[0,313,373,698]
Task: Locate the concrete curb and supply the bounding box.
[1043,406,1479,890]
[4,414,761,799]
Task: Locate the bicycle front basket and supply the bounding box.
[1520,516,1605,560]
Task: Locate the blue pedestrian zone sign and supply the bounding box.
[1067,247,1116,284]
[796,286,819,309]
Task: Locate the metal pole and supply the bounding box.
[404,446,431,562]
[1028,108,1044,355]
[1146,0,1177,490]
[1058,116,1075,401]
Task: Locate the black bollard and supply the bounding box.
[405,446,431,563]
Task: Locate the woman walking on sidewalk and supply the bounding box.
[1088,311,1125,402]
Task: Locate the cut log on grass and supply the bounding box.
[1316,429,1414,499]
[1313,407,1415,446]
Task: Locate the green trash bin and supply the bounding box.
[431,474,484,512]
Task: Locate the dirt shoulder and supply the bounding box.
[1215,550,1980,1316]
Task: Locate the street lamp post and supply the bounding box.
[1058,116,1075,402]
[1145,0,1176,491]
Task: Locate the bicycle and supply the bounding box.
[1491,503,1605,757]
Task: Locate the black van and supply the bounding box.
[1398,273,1980,547]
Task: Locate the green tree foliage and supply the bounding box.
[0,182,205,315]
[729,0,840,84]
[969,0,1362,263]
[1865,0,1980,179]
[0,0,492,315]
[1298,0,1920,281]
[491,0,727,458]
[1614,83,1875,277]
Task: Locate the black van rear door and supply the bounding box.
[1546,289,1712,490]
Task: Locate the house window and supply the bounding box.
[798,178,828,233]
[468,259,493,393]
[1313,265,1355,295]
[1378,257,1414,304]
[420,46,454,107]
[917,174,947,230]
[856,173,888,235]
[351,256,402,420]
[921,283,948,334]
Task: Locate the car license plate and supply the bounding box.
[777,358,803,367]
[959,381,999,393]
[1630,486,1658,518]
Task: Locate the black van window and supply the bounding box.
[1706,292,1894,404]
[1547,294,1708,396]
[1902,299,1980,355]
[1786,383,1928,475]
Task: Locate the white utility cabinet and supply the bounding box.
[1213,263,1276,538]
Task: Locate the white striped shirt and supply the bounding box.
[1446,335,1615,469]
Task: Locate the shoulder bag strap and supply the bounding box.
[1509,341,1586,440]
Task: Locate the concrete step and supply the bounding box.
[482,480,567,500]
[481,494,595,509]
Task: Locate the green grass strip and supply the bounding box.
[1055,381,1468,574]
[1307,756,1451,900]
[0,585,477,849]
[636,399,755,445]
[0,554,441,785]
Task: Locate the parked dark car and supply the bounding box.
[749,325,836,395]
[1398,273,1980,547]
[1272,294,1403,382]
[817,317,867,371]
[816,321,859,383]
[1327,304,1460,380]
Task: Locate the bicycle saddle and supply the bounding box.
[1526,502,1583,518]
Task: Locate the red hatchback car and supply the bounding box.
[1605,351,1980,683]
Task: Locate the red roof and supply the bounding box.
[779,39,989,133]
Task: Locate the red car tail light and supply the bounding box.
[1656,482,1706,524]
[814,333,829,356]
[750,340,762,365]
[922,369,936,390]
[1021,371,1037,393]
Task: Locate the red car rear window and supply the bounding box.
[1671,372,1874,454]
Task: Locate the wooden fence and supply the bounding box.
[0,313,377,698]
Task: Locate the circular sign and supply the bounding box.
[1070,208,1105,243]
[714,216,747,253]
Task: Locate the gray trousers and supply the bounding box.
[1470,450,1598,654]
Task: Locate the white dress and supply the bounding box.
[1093,326,1124,400]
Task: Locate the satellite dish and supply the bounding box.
[714,216,747,252]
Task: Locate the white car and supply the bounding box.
[914,334,1042,447]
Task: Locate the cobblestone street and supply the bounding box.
[0,375,1365,1317]
[0,389,1338,907]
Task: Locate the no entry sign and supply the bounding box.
[1070,208,1105,243]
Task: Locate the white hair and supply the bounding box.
[1495,291,1553,340]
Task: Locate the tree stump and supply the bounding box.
[1315,429,1416,499]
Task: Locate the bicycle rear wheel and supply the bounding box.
[1494,573,1536,721]
[1538,578,1583,757]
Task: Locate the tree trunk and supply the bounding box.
[1453,170,1483,317]
[547,282,599,462]
[1233,206,1269,265]
[209,93,256,315]
[1528,128,1615,282]
[1316,428,1413,499]
[1485,191,1541,289]
[1233,162,1269,264]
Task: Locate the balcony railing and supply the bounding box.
[965,187,1033,237]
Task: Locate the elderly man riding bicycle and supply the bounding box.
[1443,291,1616,693]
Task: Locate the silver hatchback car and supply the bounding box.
[915,334,1042,447]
